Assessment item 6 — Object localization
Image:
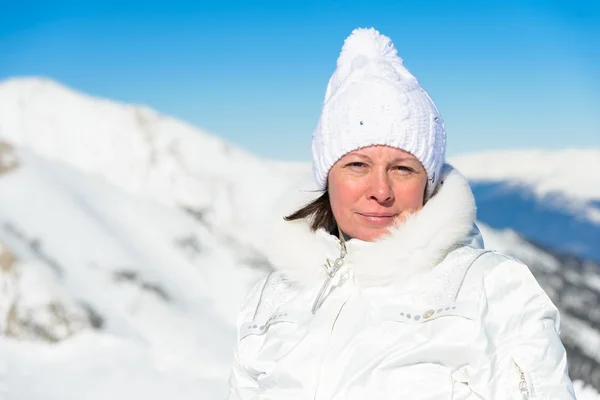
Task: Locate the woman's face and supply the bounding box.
[328,145,428,242]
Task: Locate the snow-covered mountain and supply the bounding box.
[0,77,312,399]
[451,151,600,261]
[0,77,598,399]
[0,77,311,254]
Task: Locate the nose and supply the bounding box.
[367,171,394,205]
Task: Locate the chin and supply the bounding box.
[351,226,392,242]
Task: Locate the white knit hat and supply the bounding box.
[311,28,446,199]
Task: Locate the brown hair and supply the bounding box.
[284,191,337,233]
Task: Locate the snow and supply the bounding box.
[0,77,599,399]
[0,333,226,399]
[450,149,600,202]
[451,150,600,260]
[0,147,268,397]
[0,77,310,254]
[562,314,600,367]
[576,381,600,400]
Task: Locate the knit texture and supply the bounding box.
[311,28,446,199]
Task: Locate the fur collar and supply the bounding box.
[265,164,478,288]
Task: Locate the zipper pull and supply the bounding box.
[514,362,529,400]
[311,239,347,314]
[339,238,347,259]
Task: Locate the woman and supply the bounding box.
[228,28,575,399]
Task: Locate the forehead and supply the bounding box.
[342,145,417,161]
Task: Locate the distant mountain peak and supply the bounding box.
[451,149,600,202]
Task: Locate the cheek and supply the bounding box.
[329,178,363,215]
[394,180,426,208]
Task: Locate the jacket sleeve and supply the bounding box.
[227,276,267,400]
[467,255,576,399]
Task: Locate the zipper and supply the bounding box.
[311,233,349,399]
[513,360,530,400]
[311,238,347,314]
[312,289,350,400]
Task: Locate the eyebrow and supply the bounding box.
[390,156,418,163]
[350,153,371,160]
[346,152,417,163]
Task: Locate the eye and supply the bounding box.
[394,165,414,172]
[346,162,367,168]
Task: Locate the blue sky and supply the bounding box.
[1,0,598,161]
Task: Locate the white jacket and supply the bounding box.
[228,165,575,399]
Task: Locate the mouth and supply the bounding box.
[356,212,397,225]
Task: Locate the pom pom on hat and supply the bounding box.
[312,27,447,200]
[325,28,416,100]
[337,28,402,66]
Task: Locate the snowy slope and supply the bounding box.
[1,332,226,400]
[0,77,313,399]
[0,146,268,398]
[0,77,598,399]
[0,77,310,254]
[451,150,600,261]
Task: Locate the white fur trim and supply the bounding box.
[265,164,476,288]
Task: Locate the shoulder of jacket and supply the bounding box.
[459,250,536,293]
[467,250,529,275]
[483,251,539,283]
[237,275,268,322]
[470,251,554,310]
[240,271,300,323]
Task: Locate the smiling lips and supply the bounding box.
[357,212,398,226]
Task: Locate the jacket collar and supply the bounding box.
[266,164,480,288]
